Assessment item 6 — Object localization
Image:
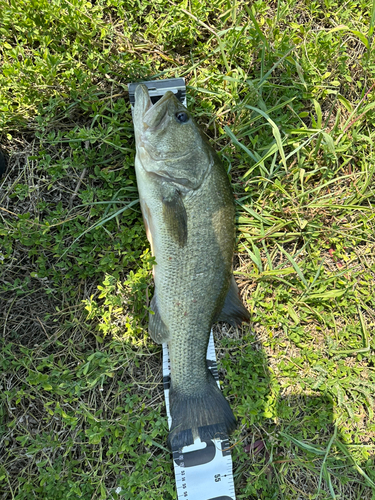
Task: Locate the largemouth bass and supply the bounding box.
[133,84,249,450]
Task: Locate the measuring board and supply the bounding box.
[129,78,236,500]
[163,332,236,500]
[128,77,187,107]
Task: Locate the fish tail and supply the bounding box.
[167,371,236,450]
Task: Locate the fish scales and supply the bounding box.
[133,84,249,449]
[164,169,235,392]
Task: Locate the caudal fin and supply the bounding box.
[167,371,236,450]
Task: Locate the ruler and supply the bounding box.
[163,332,236,500]
[129,78,236,500]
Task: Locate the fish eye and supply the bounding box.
[175,111,189,123]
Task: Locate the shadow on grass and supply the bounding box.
[226,325,375,500]
[2,289,375,500]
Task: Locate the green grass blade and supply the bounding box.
[224,125,259,163]
[370,0,375,37]
[277,244,308,288]
[335,440,375,488]
[317,426,337,497]
[59,199,140,259]
[245,105,287,170]
[280,432,326,456]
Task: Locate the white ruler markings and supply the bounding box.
[163,332,236,500]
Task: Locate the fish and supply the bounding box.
[133,84,250,450]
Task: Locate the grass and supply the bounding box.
[1,0,375,498]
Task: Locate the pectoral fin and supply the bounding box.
[161,184,187,248]
[140,200,154,255]
[217,275,250,326]
[149,295,170,343]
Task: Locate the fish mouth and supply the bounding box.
[134,84,191,161]
[134,84,175,131]
[144,91,174,130]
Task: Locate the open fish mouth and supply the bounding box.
[134,84,193,161]
[134,84,176,131]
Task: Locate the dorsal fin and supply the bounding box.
[217,275,250,326]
